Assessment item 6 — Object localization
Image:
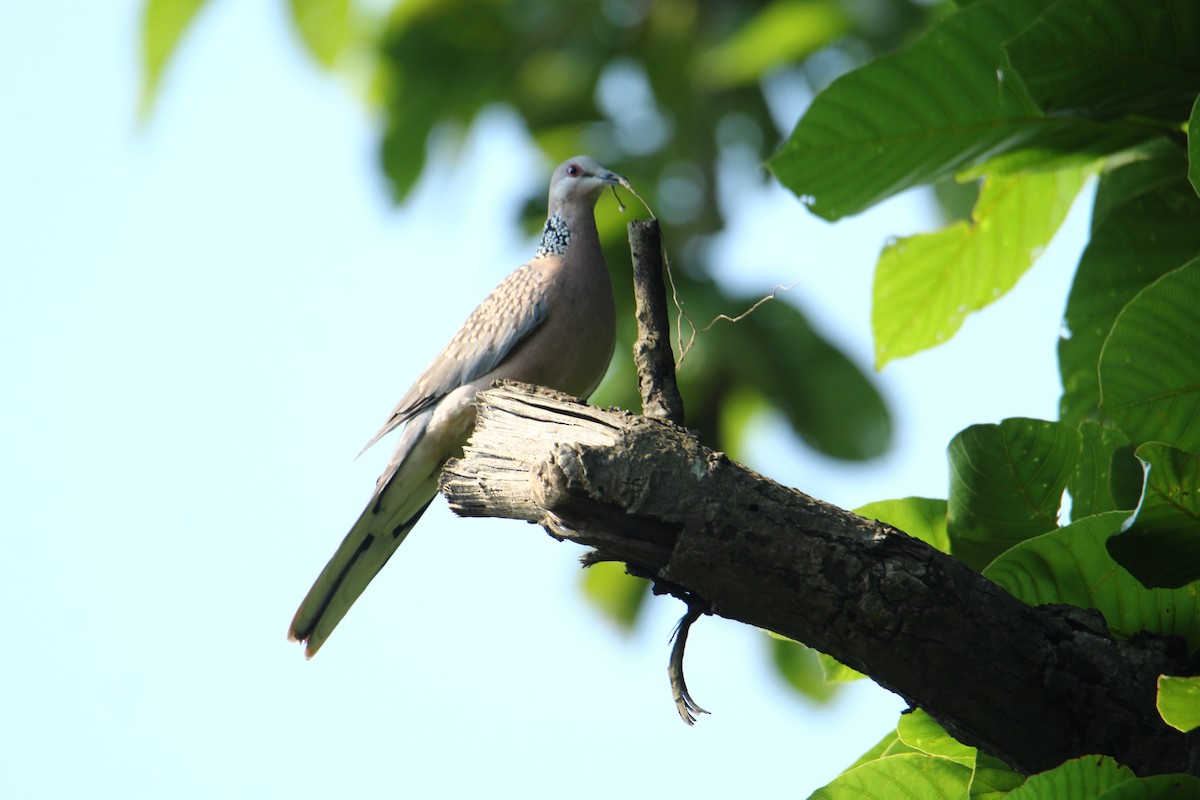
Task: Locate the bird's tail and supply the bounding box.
[289,415,438,657]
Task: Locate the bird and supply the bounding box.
[289,156,624,657]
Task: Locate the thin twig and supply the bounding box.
[609,179,799,367]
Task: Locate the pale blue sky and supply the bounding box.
[1,2,1090,798]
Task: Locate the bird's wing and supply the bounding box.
[359,261,550,454]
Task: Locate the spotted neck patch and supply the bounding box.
[536,214,571,257]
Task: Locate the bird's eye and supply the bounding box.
[566,164,580,177]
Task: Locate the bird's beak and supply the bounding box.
[600,170,629,190]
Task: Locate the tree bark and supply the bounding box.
[441,382,1200,778]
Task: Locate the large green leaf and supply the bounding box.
[1157,675,1200,733]
[1069,421,1137,518]
[139,0,210,118]
[872,167,1088,367]
[896,709,975,766]
[810,753,973,800]
[1059,151,1200,424]
[984,511,1200,650]
[971,754,1024,800]
[815,651,865,684]
[957,122,1155,180]
[947,418,1081,570]
[1004,0,1200,123]
[1006,755,1135,799]
[842,730,917,773]
[838,712,1019,798]
[1100,258,1200,451]
[769,0,1130,220]
[855,497,950,553]
[288,0,351,68]
[1096,773,1200,799]
[1107,443,1200,588]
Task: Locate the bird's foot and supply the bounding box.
[667,593,710,725]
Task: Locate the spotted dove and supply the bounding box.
[289,156,623,657]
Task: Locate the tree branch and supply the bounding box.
[628,219,685,424]
[441,382,1200,777]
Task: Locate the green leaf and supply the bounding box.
[947,418,1081,570]
[1157,675,1200,733]
[811,753,973,800]
[1096,773,1200,799]
[1107,443,1200,588]
[769,0,1104,220]
[1059,151,1200,424]
[1069,421,1137,518]
[1100,258,1200,451]
[699,0,851,88]
[896,709,976,766]
[873,167,1088,367]
[816,651,865,684]
[580,562,648,631]
[768,635,837,702]
[380,104,435,203]
[1089,141,1189,234]
[289,0,350,69]
[1004,0,1200,122]
[139,0,210,118]
[984,511,1200,650]
[971,754,1024,800]
[842,730,917,773]
[855,497,950,553]
[1190,95,1200,197]
[957,122,1154,180]
[764,631,864,686]
[1006,755,1134,799]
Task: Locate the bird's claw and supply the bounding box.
[668,598,709,725]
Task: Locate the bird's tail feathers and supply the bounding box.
[289,413,437,657]
[288,494,434,658]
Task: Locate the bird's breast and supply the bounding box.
[497,256,616,400]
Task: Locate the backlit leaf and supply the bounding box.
[1156,675,1200,733]
[896,709,975,766]
[1005,755,1134,799]
[811,753,972,800]
[289,0,351,68]
[139,0,210,118]
[855,497,950,553]
[873,167,1088,367]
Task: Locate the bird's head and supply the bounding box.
[547,156,626,213]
